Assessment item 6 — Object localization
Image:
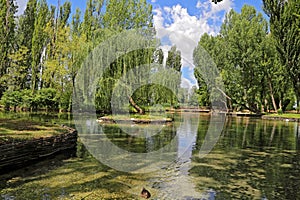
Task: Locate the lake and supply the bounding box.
[1,112,299,199]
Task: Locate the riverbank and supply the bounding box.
[262,113,300,122]
[0,117,77,172]
[0,118,69,143]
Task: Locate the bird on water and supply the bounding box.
[141,188,151,199]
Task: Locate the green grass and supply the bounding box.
[266,113,300,119]
[0,117,68,142]
[101,114,172,120]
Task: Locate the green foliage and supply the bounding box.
[263,0,300,108]
[7,46,29,90]
[31,0,49,91]
[103,0,153,31]
[0,88,59,111]
[35,88,58,110]
[1,91,23,110]
[193,5,295,113]
[0,0,17,96]
[166,46,182,72]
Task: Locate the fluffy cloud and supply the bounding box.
[197,0,233,24]
[181,77,193,89]
[153,0,233,89]
[15,0,28,16]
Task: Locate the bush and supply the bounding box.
[0,88,60,111]
[1,90,23,111]
[35,88,59,110]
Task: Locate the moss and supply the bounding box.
[0,156,152,199]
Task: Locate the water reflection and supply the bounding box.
[75,114,180,173]
[191,115,300,200]
[75,113,300,199]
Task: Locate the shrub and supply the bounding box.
[277,108,283,115]
[1,90,23,111]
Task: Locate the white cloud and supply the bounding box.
[196,1,202,9]
[181,77,193,89]
[151,0,157,3]
[153,0,233,89]
[15,0,28,16]
[197,0,233,25]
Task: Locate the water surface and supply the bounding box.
[1,112,299,199]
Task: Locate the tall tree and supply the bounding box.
[166,46,182,72]
[58,1,71,27]
[219,6,268,113]
[18,0,37,75]
[95,0,154,113]
[72,8,81,36]
[103,0,152,31]
[194,6,274,113]
[0,0,17,96]
[82,0,104,42]
[31,0,49,92]
[263,0,300,109]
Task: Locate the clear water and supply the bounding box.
[1,112,300,199]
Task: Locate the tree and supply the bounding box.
[95,0,154,113]
[164,46,182,106]
[82,0,104,42]
[219,6,268,113]
[103,0,152,31]
[193,5,290,113]
[72,8,81,36]
[31,0,49,92]
[58,1,71,27]
[166,46,182,72]
[0,0,17,97]
[263,0,300,110]
[17,0,37,82]
[194,34,223,108]
[7,46,29,91]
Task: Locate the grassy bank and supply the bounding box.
[101,114,172,120]
[0,117,67,143]
[266,113,300,119]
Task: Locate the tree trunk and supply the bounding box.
[296,93,300,113]
[268,79,277,113]
[128,96,144,114]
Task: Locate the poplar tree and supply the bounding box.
[263,0,300,110]
[31,0,49,92]
[0,0,17,96]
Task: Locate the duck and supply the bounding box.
[141,187,151,199]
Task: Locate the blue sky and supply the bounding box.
[16,0,267,89]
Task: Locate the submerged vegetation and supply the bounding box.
[1,113,299,199]
[0,156,147,199]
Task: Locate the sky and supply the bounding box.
[15,0,266,89]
